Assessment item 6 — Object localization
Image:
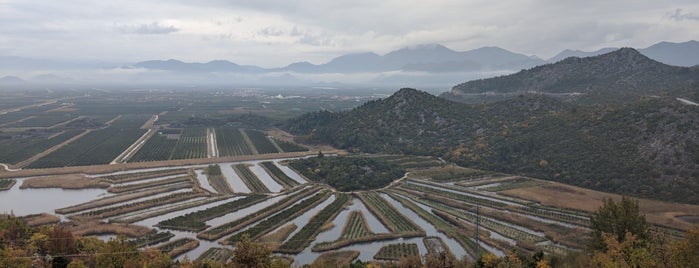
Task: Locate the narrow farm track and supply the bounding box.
[207,128,219,158]
[238,128,259,155]
[112,128,156,164]
[12,129,92,169]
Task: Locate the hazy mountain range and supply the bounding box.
[1,40,698,87]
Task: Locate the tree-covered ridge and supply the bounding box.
[285,88,699,204]
[443,48,699,104]
[287,156,405,191]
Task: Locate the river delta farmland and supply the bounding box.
[1,88,697,265]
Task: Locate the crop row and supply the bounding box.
[260,161,299,189]
[157,238,199,257]
[226,191,331,243]
[170,128,208,159]
[373,243,419,261]
[358,192,423,235]
[9,113,78,128]
[385,190,482,258]
[206,165,234,194]
[197,247,233,263]
[400,182,507,208]
[99,169,188,183]
[157,195,268,232]
[341,211,372,240]
[73,191,204,220]
[401,189,545,243]
[244,129,279,154]
[56,184,191,214]
[512,206,590,227]
[27,120,146,168]
[0,179,16,191]
[276,193,351,254]
[408,178,532,206]
[215,128,253,156]
[482,178,546,191]
[107,175,192,193]
[129,134,178,162]
[270,138,308,153]
[197,186,319,240]
[233,164,270,193]
[128,231,174,248]
[0,129,82,165]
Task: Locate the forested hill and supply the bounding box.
[442,48,699,104]
[284,88,699,204]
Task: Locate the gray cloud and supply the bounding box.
[118,22,179,35]
[668,8,699,21]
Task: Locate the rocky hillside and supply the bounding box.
[285,88,699,204]
[443,48,699,104]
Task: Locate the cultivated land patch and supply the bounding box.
[20,174,109,189]
[500,181,699,231]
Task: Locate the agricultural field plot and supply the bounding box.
[276,193,351,254]
[26,119,147,168]
[0,103,63,125]
[0,129,83,165]
[215,128,253,156]
[225,191,331,244]
[170,128,208,159]
[340,210,373,240]
[244,129,280,154]
[128,231,175,248]
[374,243,420,261]
[197,247,233,263]
[128,134,178,162]
[270,137,309,153]
[357,192,424,236]
[0,179,16,191]
[6,113,78,128]
[156,194,268,232]
[260,161,299,189]
[232,163,270,193]
[204,165,234,194]
[157,238,199,257]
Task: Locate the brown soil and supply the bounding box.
[500,181,699,231]
[22,213,61,227]
[258,223,297,250]
[70,220,151,237]
[311,250,360,267]
[20,174,110,189]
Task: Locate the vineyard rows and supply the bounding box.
[260,161,299,189]
[270,138,308,153]
[171,128,207,159]
[340,210,373,240]
[233,164,270,193]
[157,195,268,232]
[128,231,174,248]
[244,129,279,154]
[215,128,252,157]
[205,165,234,194]
[276,193,351,254]
[197,187,319,240]
[226,191,331,243]
[107,175,192,193]
[373,243,419,261]
[0,179,16,191]
[72,191,204,220]
[357,192,423,236]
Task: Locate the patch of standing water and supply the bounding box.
[249,163,283,192]
[134,196,242,227]
[203,195,286,227]
[194,169,216,193]
[220,164,251,193]
[273,161,308,184]
[0,186,108,216]
[380,193,469,260]
[279,195,335,242]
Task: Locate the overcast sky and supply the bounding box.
[2,0,698,67]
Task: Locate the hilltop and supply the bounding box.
[443,48,699,104]
[285,88,699,204]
